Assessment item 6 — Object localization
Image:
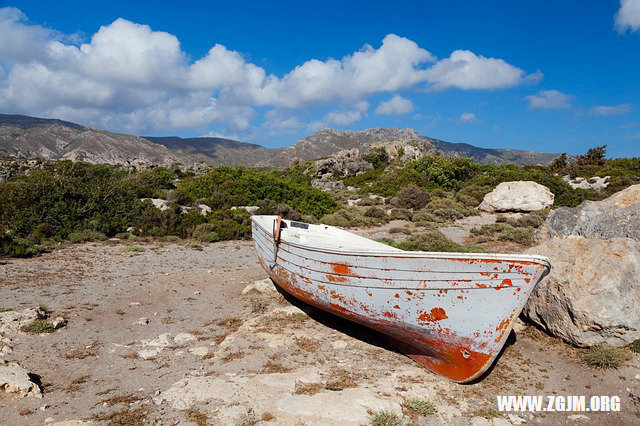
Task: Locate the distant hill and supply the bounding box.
[0,114,185,166]
[0,114,559,167]
[430,139,560,166]
[143,136,278,167]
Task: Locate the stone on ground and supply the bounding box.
[479,181,554,212]
[242,278,277,294]
[0,361,42,397]
[523,236,640,347]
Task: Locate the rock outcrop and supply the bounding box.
[536,184,640,243]
[479,181,554,212]
[523,237,640,347]
[310,149,373,179]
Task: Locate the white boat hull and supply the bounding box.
[252,215,550,382]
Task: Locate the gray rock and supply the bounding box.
[141,198,169,211]
[231,206,260,214]
[523,237,640,347]
[537,184,640,243]
[562,175,609,190]
[52,317,67,329]
[0,362,43,397]
[479,181,554,212]
[311,179,345,192]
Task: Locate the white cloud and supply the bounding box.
[375,95,414,115]
[0,7,541,135]
[323,101,368,127]
[424,50,542,90]
[525,90,573,109]
[458,112,477,122]
[615,0,640,33]
[590,104,632,116]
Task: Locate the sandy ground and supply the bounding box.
[0,235,639,425]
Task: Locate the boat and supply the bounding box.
[252,215,551,383]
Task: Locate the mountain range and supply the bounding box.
[0,114,559,168]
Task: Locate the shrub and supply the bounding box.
[255,200,303,221]
[363,206,388,220]
[68,229,107,243]
[0,234,42,258]
[0,162,147,239]
[356,197,383,206]
[389,208,413,221]
[191,223,221,243]
[23,319,55,334]
[630,340,640,353]
[381,231,483,253]
[411,211,437,223]
[423,198,478,223]
[582,344,630,368]
[403,398,437,416]
[471,223,535,246]
[393,184,431,209]
[455,185,493,207]
[173,166,338,219]
[496,210,548,229]
[134,207,206,238]
[322,209,372,228]
[363,147,389,170]
[369,410,400,426]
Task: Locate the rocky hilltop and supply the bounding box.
[0,114,560,168]
[0,114,187,167]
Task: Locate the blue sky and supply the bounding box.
[1,1,639,157]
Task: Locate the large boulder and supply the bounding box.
[536,184,640,243]
[478,181,554,212]
[523,236,640,347]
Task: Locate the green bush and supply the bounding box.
[362,147,389,170]
[0,162,147,240]
[363,206,388,220]
[321,209,385,228]
[393,184,431,209]
[423,198,478,223]
[403,398,437,416]
[389,208,413,221]
[380,231,484,253]
[173,166,337,219]
[67,229,107,243]
[0,234,42,258]
[191,223,221,243]
[471,223,535,246]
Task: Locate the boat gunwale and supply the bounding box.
[252,216,551,269]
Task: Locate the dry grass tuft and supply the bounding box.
[582,344,630,369]
[324,368,360,391]
[93,406,149,425]
[294,381,324,395]
[262,359,292,374]
[220,350,245,363]
[65,340,100,359]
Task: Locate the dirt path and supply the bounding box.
[0,240,638,425]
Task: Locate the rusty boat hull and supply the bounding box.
[252,215,550,383]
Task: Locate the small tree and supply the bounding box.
[577,145,607,166]
[549,153,568,171]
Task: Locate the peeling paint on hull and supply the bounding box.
[252,216,550,383]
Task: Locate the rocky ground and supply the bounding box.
[1,234,639,425]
